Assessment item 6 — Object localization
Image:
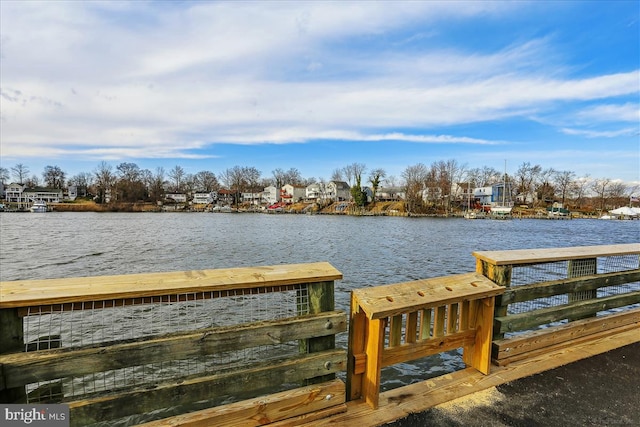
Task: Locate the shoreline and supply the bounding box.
[0,200,611,220]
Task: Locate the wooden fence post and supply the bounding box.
[301,281,336,384]
[0,308,26,402]
[476,259,512,339]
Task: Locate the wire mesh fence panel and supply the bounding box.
[502,254,639,336]
[22,284,311,403]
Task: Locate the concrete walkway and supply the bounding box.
[386,341,640,427]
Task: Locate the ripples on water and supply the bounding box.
[1,212,638,412]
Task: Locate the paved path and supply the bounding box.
[386,342,640,427]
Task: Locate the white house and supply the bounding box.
[262,186,278,205]
[305,183,324,201]
[165,193,187,203]
[281,184,306,204]
[4,183,26,203]
[326,181,350,202]
[193,191,217,204]
[23,187,63,203]
[241,192,262,205]
[377,187,405,201]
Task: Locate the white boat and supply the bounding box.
[30,201,48,213]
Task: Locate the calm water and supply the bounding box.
[1,212,638,418]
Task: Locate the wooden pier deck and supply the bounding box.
[304,327,638,426]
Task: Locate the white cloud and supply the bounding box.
[560,127,639,138]
[1,0,637,171]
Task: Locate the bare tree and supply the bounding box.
[573,175,591,209]
[553,170,576,206]
[94,161,115,204]
[607,181,629,208]
[330,168,343,182]
[168,165,186,193]
[116,162,146,202]
[536,167,556,205]
[68,172,93,189]
[42,165,66,189]
[591,178,612,213]
[147,167,166,203]
[24,175,39,188]
[342,163,366,188]
[0,167,10,184]
[515,162,542,206]
[193,171,219,192]
[402,163,428,213]
[11,163,29,184]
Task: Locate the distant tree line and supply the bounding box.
[0,159,637,213]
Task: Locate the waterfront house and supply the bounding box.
[377,186,405,201]
[305,183,323,201]
[474,183,513,208]
[281,184,306,204]
[4,182,26,203]
[326,181,350,202]
[23,187,63,203]
[262,186,278,205]
[217,188,235,206]
[165,193,187,203]
[192,191,217,205]
[241,191,262,206]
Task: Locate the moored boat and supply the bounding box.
[29,201,48,213]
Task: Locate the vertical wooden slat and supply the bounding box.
[460,300,470,331]
[462,300,477,367]
[447,303,459,334]
[420,308,432,340]
[434,306,446,338]
[406,312,418,344]
[389,315,403,347]
[347,293,366,401]
[362,317,386,409]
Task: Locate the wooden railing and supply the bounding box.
[473,243,640,365]
[1,244,638,426]
[0,263,346,426]
[346,272,504,408]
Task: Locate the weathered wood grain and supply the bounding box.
[473,243,640,266]
[492,307,640,361]
[68,350,346,426]
[0,311,347,390]
[135,379,346,427]
[495,290,640,333]
[499,270,640,305]
[352,273,503,320]
[0,262,343,309]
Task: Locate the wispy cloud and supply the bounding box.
[0,1,638,181]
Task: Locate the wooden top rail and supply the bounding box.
[0,262,342,309]
[352,272,503,320]
[473,243,640,266]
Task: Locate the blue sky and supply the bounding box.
[1,1,638,185]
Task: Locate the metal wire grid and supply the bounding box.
[504,255,639,334]
[23,284,310,403]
